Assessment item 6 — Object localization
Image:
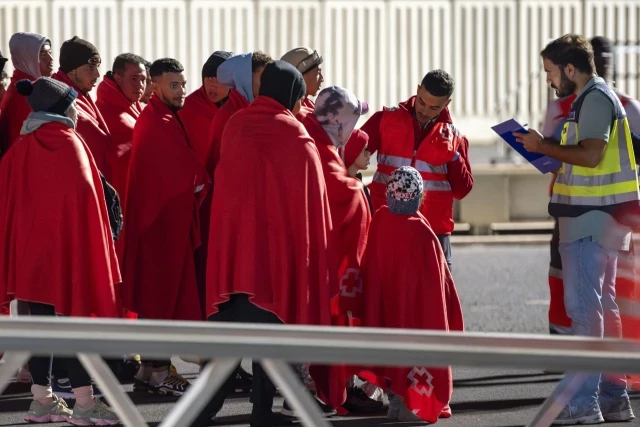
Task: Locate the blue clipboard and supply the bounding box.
[491,119,562,174]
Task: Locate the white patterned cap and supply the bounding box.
[386,166,423,215]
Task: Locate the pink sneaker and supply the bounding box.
[24,395,72,423]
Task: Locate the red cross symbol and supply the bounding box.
[407,367,434,397]
[340,268,362,298]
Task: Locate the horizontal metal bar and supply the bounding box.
[0,317,639,375]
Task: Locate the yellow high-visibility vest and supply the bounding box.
[549,81,639,218]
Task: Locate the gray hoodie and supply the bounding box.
[9,32,51,79]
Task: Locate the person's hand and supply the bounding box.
[513,128,544,153]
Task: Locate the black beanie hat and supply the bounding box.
[59,36,101,73]
[16,77,77,116]
[202,51,233,81]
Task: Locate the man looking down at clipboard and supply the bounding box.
[514,34,637,425]
[541,35,640,391]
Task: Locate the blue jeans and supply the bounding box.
[558,237,628,407]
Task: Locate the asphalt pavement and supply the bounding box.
[1,244,638,426]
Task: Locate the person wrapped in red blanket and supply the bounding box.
[52,36,113,180]
[197,60,333,427]
[0,32,54,156]
[204,51,272,175]
[121,58,210,396]
[298,86,372,319]
[0,77,121,424]
[359,166,464,424]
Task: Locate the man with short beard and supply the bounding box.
[52,36,113,180]
[0,32,55,154]
[362,70,474,271]
[281,47,324,113]
[96,53,146,208]
[121,58,210,396]
[515,34,637,425]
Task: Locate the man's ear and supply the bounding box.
[564,63,575,78]
[444,98,451,108]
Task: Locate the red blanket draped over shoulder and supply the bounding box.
[359,207,464,423]
[52,70,113,180]
[0,121,120,318]
[122,95,210,321]
[299,109,371,317]
[204,89,249,175]
[206,96,332,326]
[96,76,141,203]
[179,86,222,304]
[0,70,35,155]
[179,86,220,167]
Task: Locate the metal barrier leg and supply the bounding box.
[526,373,588,427]
[261,359,332,427]
[0,351,31,396]
[77,353,148,427]
[159,358,240,427]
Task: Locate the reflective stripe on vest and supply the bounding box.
[551,82,640,207]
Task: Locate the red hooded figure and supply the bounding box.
[299,86,372,318]
[0,77,119,318]
[205,62,332,327]
[359,166,464,423]
[299,86,372,412]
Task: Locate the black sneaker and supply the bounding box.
[133,377,150,393]
[343,387,384,413]
[281,394,337,417]
[234,366,253,393]
[150,373,190,396]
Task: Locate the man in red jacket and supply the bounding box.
[96,53,146,207]
[361,69,474,270]
[52,36,113,180]
[0,32,54,155]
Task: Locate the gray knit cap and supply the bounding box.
[16,77,77,115]
[386,166,424,215]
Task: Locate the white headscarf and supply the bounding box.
[314,86,368,148]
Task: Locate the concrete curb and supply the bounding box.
[451,234,552,245]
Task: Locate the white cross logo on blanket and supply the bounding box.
[407,367,434,397]
[340,268,362,297]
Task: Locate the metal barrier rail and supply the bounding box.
[1,317,639,427]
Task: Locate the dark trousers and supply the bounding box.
[27,302,92,388]
[436,234,453,271]
[192,294,280,426]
